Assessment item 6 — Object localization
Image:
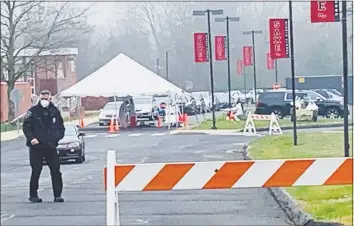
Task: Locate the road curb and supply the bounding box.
[240,145,345,226]
[239,122,352,132]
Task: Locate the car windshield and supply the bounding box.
[134,97,152,105]
[306,91,324,100]
[328,89,343,96]
[65,125,77,136]
[103,102,123,110]
[315,90,331,99]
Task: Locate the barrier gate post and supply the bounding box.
[106,150,120,226]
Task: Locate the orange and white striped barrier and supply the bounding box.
[243,112,282,135]
[104,150,352,225]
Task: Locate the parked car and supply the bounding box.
[255,90,304,118]
[255,90,345,118]
[313,89,343,102]
[214,92,229,109]
[56,123,86,163]
[99,101,125,126]
[133,96,159,122]
[304,90,345,118]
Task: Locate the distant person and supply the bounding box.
[119,100,129,128]
[22,90,65,203]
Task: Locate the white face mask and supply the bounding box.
[40,99,50,108]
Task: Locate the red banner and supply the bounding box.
[266,52,275,70]
[269,18,289,59]
[193,33,208,63]
[310,1,340,23]
[236,60,243,76]
[215,36,227,61]
[242,46,253,66]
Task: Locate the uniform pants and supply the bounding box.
[29,146,63,198]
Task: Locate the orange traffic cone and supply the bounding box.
[115,117,120,131]
[178,114,184,122]
[79,117,85,128]
[108,116,115,133]
[229,111,235,121]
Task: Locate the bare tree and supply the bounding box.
[0,1,91,120]
[122,3,165,58]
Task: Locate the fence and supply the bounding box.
[104,150,352,226]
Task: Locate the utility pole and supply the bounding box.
[341,0,350,157]
[289,0,298,146]
[214,16,240,108]
[242,30,263,102]
[193,9,224,130]
[165,51,169,81]
[156,58,160,75]
[275,59,278,83]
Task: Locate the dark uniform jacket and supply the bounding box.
[23,102,65,148]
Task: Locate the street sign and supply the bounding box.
[10,88,22,113]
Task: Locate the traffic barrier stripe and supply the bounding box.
[103,158,353,191]
[251,114,272,120]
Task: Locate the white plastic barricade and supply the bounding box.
[243,112,282,135]
[104,150,353,226]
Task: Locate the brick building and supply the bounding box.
[1,48,78,122]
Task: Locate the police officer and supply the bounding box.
[22,90,65,203]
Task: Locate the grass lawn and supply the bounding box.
[0,111,99,132]
[193,114,345,130]
[248,132,353,225]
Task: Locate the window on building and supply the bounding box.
[68,59,75,72]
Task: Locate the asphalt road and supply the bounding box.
[1,111,290,226]
[84,112,223,132]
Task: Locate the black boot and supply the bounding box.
[29,197,43,203]
[54,197,64,203]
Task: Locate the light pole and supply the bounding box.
[289,0,298,146]
[266,40,279,84]
[341,0,350,157]
[193,9,223,130]
[274,60,279,83]
[242,30,263,102]
[214,16,240,108]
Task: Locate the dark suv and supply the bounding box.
[255,90,344,118]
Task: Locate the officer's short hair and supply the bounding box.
[40,90,51,96]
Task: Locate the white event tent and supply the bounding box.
[60,53,185,97]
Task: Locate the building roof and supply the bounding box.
[1,48,78,57]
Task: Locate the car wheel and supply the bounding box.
[325,107,339,118]
[99,123,104,126]
[272,107,284,119]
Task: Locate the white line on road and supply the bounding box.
[151,133,166,136]
[1,214,15,223]
[85,135,98,138]
[126,219,149,225]
[105,134,120,138]
[128,133,143,137]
